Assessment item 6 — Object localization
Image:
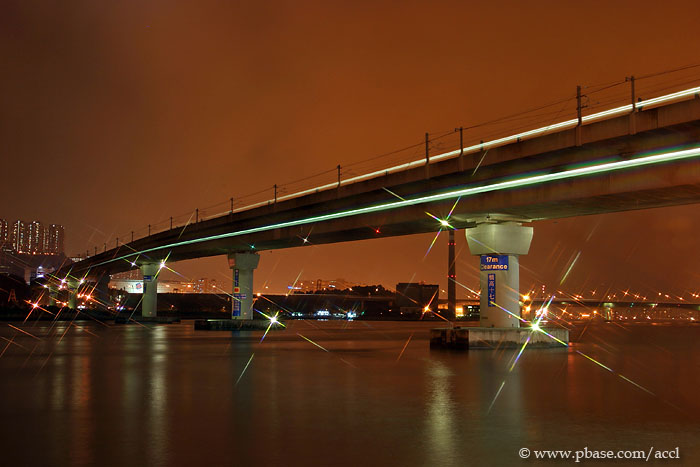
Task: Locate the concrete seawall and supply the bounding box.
[430,326,569,349]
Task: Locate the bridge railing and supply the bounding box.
[85,65,700,259]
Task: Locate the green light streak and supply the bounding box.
[91,146,700,267]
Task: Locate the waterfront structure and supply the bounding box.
[396,283,439,314]
[289,278,355,292]
[194,277,219,293]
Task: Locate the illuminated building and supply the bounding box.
[28,221,44,254]
[112,269,141,280]
[4,220,64,255]
[289,278,355,292]
[396,282,439,313]
[11,220,28,253]
[45,224,64,254]
[0,219,9,248]
[194,277,219,293]
[111,278,195,294]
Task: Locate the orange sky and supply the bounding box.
[2,1,700,297]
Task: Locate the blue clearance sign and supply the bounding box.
[233,269,241,316]
[481,255,509,271]
[487,273,496,307]
[233,295,241,316]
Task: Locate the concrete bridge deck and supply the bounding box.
[67,95,700,276]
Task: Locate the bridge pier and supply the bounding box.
[465,221,533,328]
[228,252,260,320]
[432,221,566,349]
[67,279,79,310]
[48,285,58,307]
[603,305,613,321]
[94,275,111,309]
[140,262,160,318]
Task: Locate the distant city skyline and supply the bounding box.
[0,218,64,255]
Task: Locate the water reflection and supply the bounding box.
[147,326,168,467]
[425,360,456,464]
[0,321,699,465]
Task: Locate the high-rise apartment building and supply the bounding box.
[2,220,64,255]
[0,219,9,248]
[28,221,45,254]
[46,224,64,255]
[11,220,28,253]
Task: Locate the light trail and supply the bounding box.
[89,144,700,268]
[487,380,506,414]
[235,353,255,386]
[396,332,413,362]
[0,336,27,353]
[7,324,42,341]
[297,333,329,352]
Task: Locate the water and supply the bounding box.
[0,320,698,466]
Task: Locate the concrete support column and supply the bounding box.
[228,252,260,320]
[140,262,160,318]
[48,285,58,307]
[604,305,613,321]
[465,222,533,328]
[95,275,111,309]
[67,279,79,310]
[447,229,456,320]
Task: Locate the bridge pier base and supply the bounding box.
[140,262,160,318]
[228,252,260,320]
[433,221,567,350]
[465,221,533,328]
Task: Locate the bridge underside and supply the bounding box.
[67,98,700,277]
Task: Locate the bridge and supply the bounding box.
[49,82,700,327]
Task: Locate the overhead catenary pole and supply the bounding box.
[630,75,636,111]
[230,197,234,214]
[274,184,278,204]
[456,126,464,171]
[337,165,341,188]
[576,85,583,125]
[627,75,637,135]
[448,228,456,320]
[458,127,463,156]
[425,132,430,164]
[576,85,583,146]
[425,132,430,178]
